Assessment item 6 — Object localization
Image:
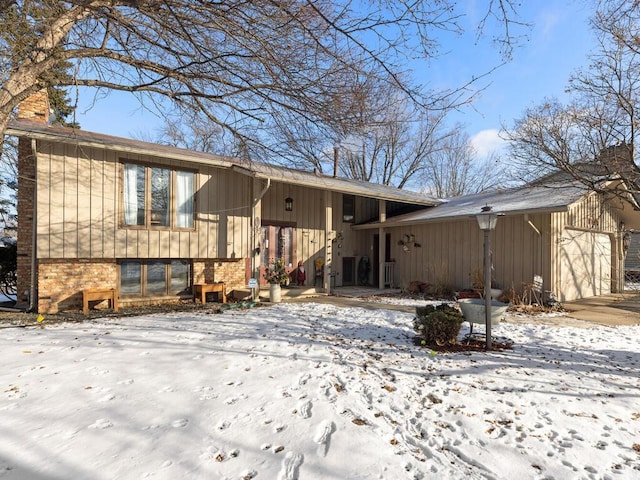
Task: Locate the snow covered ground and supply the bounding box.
[1,302,639,480]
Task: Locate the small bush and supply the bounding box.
[413,304,463,346]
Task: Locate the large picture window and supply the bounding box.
[123,162,194,229]
[120,260,191,297]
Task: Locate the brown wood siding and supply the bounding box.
[358,197,378,223]
[260,182,329,277]
[554,194,624,297]
[36,143,51,258]
[388,213,553,296]
[35,142,251,260]
[325,192,379,286]
[566,192,619,231]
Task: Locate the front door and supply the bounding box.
[342,257,356,286]
[259,224,296,286]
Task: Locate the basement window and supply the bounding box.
[120,260,191,296]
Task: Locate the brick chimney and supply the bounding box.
[16,89,50,311]
[17,89,50,123]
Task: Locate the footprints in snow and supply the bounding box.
[88,418,113,429]
[296,399,312,419]
[313,421,335,457]
[277,452,304,480]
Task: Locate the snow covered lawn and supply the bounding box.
[1,302,639,479]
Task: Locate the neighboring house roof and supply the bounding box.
[6,119,439,207]
[354,182,590,229]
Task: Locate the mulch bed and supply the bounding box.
[0,299,264,328]
[413,335,514,353]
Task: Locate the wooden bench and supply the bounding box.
[83,288,118,314]
[193,283,227,304]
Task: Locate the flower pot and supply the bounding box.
[457,298,509,326]
[490,288,503,300]
[269,283,282,303]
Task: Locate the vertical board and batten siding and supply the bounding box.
[358,197,379,224]
[35,141,252,260]
[36,141,51,258]
[566,191,618,232]
[261,182,329,267]
[330,192,359,257]
[90,148,117,259]
[327,193,381,286]
[551,193,622,300]
[221,167,251,259]
[388,213,551,295]
[259,187,381,285]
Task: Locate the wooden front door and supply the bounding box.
[259,224,296,286]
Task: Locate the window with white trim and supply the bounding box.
[123,163,195,229]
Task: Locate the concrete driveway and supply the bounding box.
[562,293,640,326]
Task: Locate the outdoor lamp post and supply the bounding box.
[476,205,499,350]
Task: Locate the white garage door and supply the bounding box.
[560,229,611,301]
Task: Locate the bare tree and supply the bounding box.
[1,1,526,158]
[503,0,640,194]
[417,128,504,197]
[336,95,453,189]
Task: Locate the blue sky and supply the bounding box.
[72,1,594,158]
[448,0,594,156]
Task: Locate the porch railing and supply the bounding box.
[383,262,395,287]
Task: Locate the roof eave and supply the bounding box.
[246,169,439,206]
[5,122,234,169]
[352,205,569,230]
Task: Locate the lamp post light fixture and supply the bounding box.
[476,205,499,351]
[285,197,293,212]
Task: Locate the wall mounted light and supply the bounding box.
[285,197,293,212]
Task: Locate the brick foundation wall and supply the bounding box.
[37,259,118,313]
[193,258,247,294]
[34,258,249,313]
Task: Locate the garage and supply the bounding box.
[559,228,612,301]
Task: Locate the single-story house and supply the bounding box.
[355,182,640,303]
[7,91,640,312]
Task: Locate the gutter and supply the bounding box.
[351,206,570,230]
[6,121,234,169]
[253,178,271,207]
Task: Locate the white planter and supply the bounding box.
[269,283,282,303]
[490,288,503,300]
[457,298,509,326]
